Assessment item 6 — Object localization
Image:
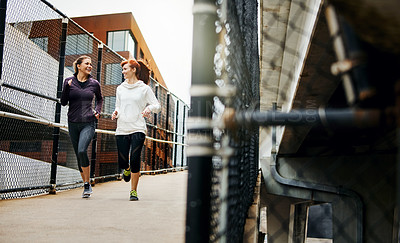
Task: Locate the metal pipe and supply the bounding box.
[164,93,170,168]
[90,43,103,182]
[0,0,8,82]
[0,83,59,102]
[49,18,68,194]
[185,0,217,241]
[234,108,385,129]
[325,3,356,105]
[181,105,186,167]
[152,85,159,170]
[173,100,180,168]
[0,111,187,146]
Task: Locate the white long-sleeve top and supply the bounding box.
[114,80,161,135]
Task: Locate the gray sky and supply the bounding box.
[48,0,193,104]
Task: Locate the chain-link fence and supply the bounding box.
[0,0,188,200]
[186,0,259,242]
[187,0,399,242]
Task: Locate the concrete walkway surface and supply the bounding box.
[0,171,188,243]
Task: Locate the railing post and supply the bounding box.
[90,43,103,184]
[152,84,159,170]
[49,17,68,194]
[0,0,7,82]
[185,0,217,241]
[164,92,170,168]
[181,105,186,167]
[173,100,180,167]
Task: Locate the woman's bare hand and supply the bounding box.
[111,110,118,120]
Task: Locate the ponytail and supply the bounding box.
[137,60,150,84]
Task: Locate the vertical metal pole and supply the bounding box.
[181,105,186,167]
[325,4,356,105]
[152,84,158,170]
[90,43,103,184]
[186,0,217,241]
[173,100,180,167]
[164,92,170,168]
[0,0,7,81]
[272,102,277,151]
[49,18,68,194]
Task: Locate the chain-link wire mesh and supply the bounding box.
[0,0,188,199]
[209,0,260,242]
[187,0,259,242]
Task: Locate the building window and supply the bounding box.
[30,37,48,52]
[107,30,136,56]
[66,34,93,55]
[104,96,116,114]
[105,63,122,85]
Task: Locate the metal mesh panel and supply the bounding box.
[210,1,260,241]
[0,0,66,198]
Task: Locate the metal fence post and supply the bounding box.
[49,17,68,194]
[0,0,7,82]
[152,84,159,170]
[185,0,217,241]
[90,43,103,184]
[181,105,186,167]
[164,92,170,168]
[173,100,180,167]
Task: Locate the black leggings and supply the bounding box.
[116,132,145,173]
[68,121,95,172]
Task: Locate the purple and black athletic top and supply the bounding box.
[61,74,103,123]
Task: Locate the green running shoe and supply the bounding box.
[123,168,131,182]
[130,190,139,201]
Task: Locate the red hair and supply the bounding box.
[120,59,151,84]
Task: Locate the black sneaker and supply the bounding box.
[82,182,92,198]
[130,190,139,201]
[123,169,131,182]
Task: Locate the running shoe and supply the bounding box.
[82,182,92,198]
[130,190,139,201]
[123,168,131,182]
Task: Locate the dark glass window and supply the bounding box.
[105,63,122,85]
[66,34,93,55]
[30,37,48,52]
[104,96,116,114]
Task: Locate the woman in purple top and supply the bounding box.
[61,55,103,198]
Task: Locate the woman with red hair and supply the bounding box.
[111,59,160,201]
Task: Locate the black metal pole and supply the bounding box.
[0,0,8,82]
[1,83,60,102]
[151,84,158,170]
[90,43,103,183]
[234,108,384,129]
[185,0,217,241]
[49,18,68,194]
[181,105,186,167]
[164,92,170,168]
[173,100,180,167]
